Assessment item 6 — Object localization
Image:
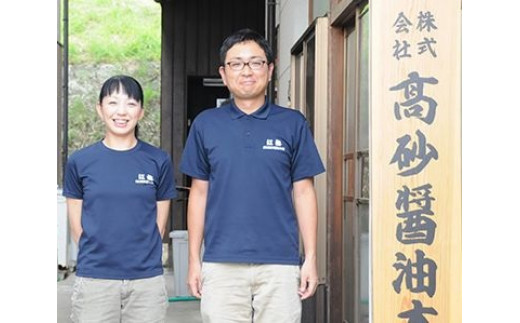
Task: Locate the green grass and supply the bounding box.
[69,0,161,64]
[67,0,162,153]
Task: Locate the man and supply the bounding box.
[180,28,325,323]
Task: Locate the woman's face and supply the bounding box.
[96,90,144,139]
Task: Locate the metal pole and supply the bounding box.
[266,0,276,103]
[62,0,69,187]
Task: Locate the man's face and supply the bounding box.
[219,40,274,102]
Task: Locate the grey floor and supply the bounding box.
[57,268,202,323]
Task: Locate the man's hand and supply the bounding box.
[187,260,202,298]
[298,258,319,300]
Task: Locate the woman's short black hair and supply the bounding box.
[219,28,274,66]
[98,75,144,107]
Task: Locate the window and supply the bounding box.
[305,33,315,133]
[292,31,316,134]
[342,3,370,323]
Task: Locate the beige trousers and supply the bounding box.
[200,262,301,323]
[70,275,168,323]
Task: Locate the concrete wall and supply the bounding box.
[276,0,308,108]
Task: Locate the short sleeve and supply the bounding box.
[179,118,210,180]
[291,116,326,182]
[156,153,177,201]
[62,156,83,199]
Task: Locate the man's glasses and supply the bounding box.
[225,60,267,71]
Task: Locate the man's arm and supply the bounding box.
[293,178,319,300]
[187,178,209,298]
[156,200,171,239]
[66,198,83,245]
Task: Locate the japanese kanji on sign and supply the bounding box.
[371,1,461,322]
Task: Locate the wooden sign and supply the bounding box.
[371,1,461,322]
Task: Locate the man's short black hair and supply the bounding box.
[219,28,274,66]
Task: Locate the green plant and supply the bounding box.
[67,0,161,154]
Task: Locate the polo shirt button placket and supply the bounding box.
[244,117,253,149]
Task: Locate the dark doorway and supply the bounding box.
[185,75,230,190]
[187,76,230,133]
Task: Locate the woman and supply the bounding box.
[63,75,177,322]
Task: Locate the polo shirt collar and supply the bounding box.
[229,99,271,120]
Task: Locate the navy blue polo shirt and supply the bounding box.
[180,100,325,265]
[63,140,177,279]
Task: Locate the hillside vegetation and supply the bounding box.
[68,0,162,153]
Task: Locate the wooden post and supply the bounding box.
[371,1,461,322]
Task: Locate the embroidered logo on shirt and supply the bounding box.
[262,138,286,151]
[135,173,155,185]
